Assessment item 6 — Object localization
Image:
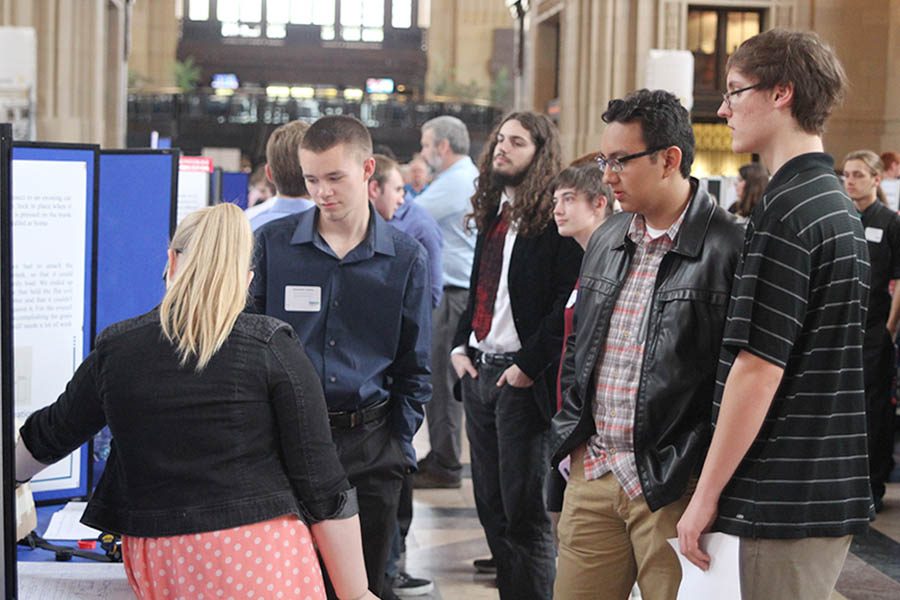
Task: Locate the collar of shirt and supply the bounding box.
[393,198,413,221]
[767,152,835,191]
[271,195,315,213]
[498,190,513,215]
[497,191,516,231]
[860,199,882,218]
[626,196,691,246]
[289,203,397,262]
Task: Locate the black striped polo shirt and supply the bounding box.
[712,153,872,539]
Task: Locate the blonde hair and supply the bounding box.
[843,149,886,205]
[160,203,253,371]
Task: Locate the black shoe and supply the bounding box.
[413,469,462,489]
[393,571,434,597]
[416,452,435,472]
[473,557,496,574]
[874,495,885,513]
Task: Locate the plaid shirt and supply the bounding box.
[584,210,685,498]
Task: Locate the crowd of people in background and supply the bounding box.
[15,27,900,600]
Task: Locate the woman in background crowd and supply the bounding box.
[16,204,376,600]
[881,151,900,180]
[729,162,768,221]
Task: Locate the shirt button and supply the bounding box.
[610,409,616,417]
[328,375,336,383]
[328,339,336,347]
[609,448,617,455]
[332,300,340,308]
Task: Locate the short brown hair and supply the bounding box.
[727,29,847,135]
[265,120,309,197]
[372,154,400,188]
[549,163,614,218]
[300,115,373,161]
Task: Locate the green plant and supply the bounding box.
[173,57,201,92]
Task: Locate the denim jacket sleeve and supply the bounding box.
[20,350,107,465]
[266,326,358,523]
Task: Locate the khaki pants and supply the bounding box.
[740,535,852,600]
[554,446,691,600]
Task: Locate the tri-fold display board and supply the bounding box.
[11,142,98,503]
[7,144,180,505]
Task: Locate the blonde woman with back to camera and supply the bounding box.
[15,204,377,600]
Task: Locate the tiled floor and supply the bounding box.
[402,428,900,599]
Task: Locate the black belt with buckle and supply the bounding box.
[328,398,391,429]
[473,350,517,367]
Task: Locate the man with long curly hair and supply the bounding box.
[450,112,582,599]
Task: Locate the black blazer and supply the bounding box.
[453,214,582,421]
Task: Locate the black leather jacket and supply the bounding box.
[550,185,744,511]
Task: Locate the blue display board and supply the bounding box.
[11,143,98,504]
[92,150,178,484]
[96,150,178,333]
[220,171,249,209]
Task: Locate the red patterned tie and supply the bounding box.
[471,205,510,341]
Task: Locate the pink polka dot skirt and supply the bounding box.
[122,515,325,600]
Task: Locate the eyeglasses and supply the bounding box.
[721,83,761,109]
[595,147,666,173]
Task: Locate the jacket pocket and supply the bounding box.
[651,288,729,367]
[578,275,619,298]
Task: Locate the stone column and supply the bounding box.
[0,0,128,146]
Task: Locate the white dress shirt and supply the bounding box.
[453,192,522,356]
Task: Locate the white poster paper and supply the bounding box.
[17,562,132,599]
[883,179,900,213]
[177,156,212,224]
[12,159,87,492]
[43,502,102,541]
[668,533,742,599]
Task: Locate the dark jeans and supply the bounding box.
[864,329,896,500]
[385,472,413,580]
[322,416,405,598]
[463,361,555,600]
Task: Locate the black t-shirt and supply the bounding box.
[859,200,900,331]
[713,153,871,539]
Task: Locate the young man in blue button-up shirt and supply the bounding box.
[251,115,432,598]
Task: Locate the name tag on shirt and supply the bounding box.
[865,227,884,243]
[284,285,321,312]
[565,288,578,309]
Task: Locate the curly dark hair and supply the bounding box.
[468,112,561,238]
[602,89,695,179]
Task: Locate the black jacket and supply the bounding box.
[20,310,357,537]
[550,186,743,511]
[453,215,582,422]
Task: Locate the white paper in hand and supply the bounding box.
[668,532,742,599]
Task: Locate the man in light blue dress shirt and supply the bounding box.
[413,116,478,489]
[248,120,315,231]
